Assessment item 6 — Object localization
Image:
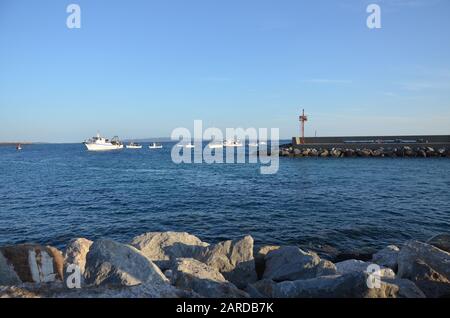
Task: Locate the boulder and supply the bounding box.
[320,149,329,157]
[0,251,21,285]
[269,272,424,298]
[170,258,248,298]
[84,239,169,287]
[263,246,337,282]
[0,244,64,283]
[254,245,280,279]
[335,259,395,278]
[63,238,93,275]
[200,235,257,289]
[427,234,450,253]
[397,240,450,298]
[372,245,400,271]
[245,279,277,298]
[130,232,209,270]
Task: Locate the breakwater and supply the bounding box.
[280,144,450,158]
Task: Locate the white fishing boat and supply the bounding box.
[208,142,223,149]
[84,133,123,151]
[126,142,142,149]
[149,142,163,149]
[223,139,243,147]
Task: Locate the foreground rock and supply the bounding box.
[371,245,400,271]
[254,245,280,279]
[427,234,450,253]
[335,259,395,278]
[0,244,63,284]
[63,238,93,284]
[200,236,257,289]
[397,240,450,298]
[248,272,424,298]
[263,246,337,282]
[170,258,248,298]
[130,232,209,270]
[0,252,21,285]
[84,239,169,287]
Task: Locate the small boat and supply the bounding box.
[208,142,223,149]
[126,142,142,149]
[84,133,124,151]
[16,144,22,150]
[224,139,243,147]
[149,142,163,149]
[248,142,259,147]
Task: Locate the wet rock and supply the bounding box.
[372,245,400,271]
[293,148,302,156]
[335,259,395,278]
[170,258,248,298]
[63,238,93,276]
[372,149,383,157]
[320,149,329,157]
[397,240,450,298]
[130,232,209,270]
[331,149,342,157]
[200,235,257,289]
[263,246,337,282]
[85,239,169,287]
[344,149,355,157]
[0,244,64,283]
[0,251,21,285]
[427,234,450,253]
[254,245,280,279]
[310,149,319,157]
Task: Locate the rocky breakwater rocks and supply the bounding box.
[280,145,450,159]
[1,232,449,298]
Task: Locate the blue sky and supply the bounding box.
[1,0,449,142]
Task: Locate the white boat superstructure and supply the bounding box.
[149,142,163,149]
[84,133,123,151]
[223,139,243,147]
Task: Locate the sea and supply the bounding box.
[1,142,449,255]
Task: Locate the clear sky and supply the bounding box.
[1,0,449,142]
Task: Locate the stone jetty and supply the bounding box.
[280,144,450,158]
[1,232,449,298]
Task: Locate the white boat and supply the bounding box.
[16,144,22,151]
[149,142,163,149]
[208,142,223,149]
[84,133,123,151]
[248,142,259,147]
[126,142,142,149]
[224,139,243,147]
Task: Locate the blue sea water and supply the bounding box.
[0,143,449,254]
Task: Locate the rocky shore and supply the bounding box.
[1,232,449,298]
[279,144,450,158]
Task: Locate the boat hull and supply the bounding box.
[85,143,123,151]
[126,145,142,149]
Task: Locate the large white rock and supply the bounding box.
[200,235,257,289]
[0,244,64,283]
[130,232,209,270]
[397,240,450,298]
[171,258,248,298]
[336,259,395,279]
[263,246,337,282]
[63,238,93,275]
[371,245,400,270]
[84,239,169,287]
